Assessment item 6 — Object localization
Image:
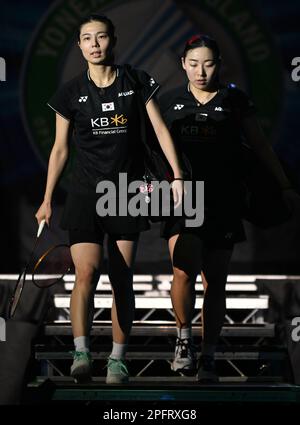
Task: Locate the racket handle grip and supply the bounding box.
[37,219,46,238]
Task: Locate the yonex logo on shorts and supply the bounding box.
[149,77,156,87]
[174,104,184,110]
[78,96,88,102]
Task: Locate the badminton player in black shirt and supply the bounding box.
[35,14,184,384]
[158,34,297,381]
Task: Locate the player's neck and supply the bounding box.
[88,65,116,88]
[189,83,219,104]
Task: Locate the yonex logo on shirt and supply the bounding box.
[149,77,156,87]
[174,104,184,110]
[78,96,88,102]
[102,102,115,112]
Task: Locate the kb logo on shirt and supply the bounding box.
[91,114,128,135]
[91,114,128,128]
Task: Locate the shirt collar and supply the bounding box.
[87,67,119,82]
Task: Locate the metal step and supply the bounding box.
[31,375,290,385]
[35,348,286,361]
[63,282,260,292]
[53,294,269,309]
[26,377,300,403]
[43,322,275,337]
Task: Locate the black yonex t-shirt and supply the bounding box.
[48,66,159,194]
[158,84,256,217]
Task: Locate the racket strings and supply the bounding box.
[32,244,72,288]
[9,241,72,317]
[9,236,43,318]
[9,221,72,317]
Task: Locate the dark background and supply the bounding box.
[0,0,300,273]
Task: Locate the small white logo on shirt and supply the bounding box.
[102,102,115,112]
[118,90,134,97]
[195,113,208,121]
[79,96,88,102]
[174,104,184,110]
[215,106,231,113]
[149,77,156,87]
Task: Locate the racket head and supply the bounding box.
[32,244,72,288]
[9,271,26,318]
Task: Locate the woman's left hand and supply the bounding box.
[171,179,185,209]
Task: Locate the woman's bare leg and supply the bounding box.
[70,242,102,338]
[107,238,138,344]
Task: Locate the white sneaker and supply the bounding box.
[171,338,196,373]
[106,357,129,384]
[70,351,92,383]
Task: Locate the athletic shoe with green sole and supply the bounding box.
[70,351,92,383]
[106,357,129,384]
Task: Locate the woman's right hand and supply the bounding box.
[171,179,185,209]
[35,200,52,226]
